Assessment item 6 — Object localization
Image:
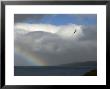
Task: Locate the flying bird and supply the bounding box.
[74,29,76,34]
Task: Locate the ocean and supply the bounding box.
[14,65,97,76]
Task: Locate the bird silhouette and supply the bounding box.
[74,29,76,34]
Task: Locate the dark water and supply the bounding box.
[14,66,97,76]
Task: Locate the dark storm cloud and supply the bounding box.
[14,14,46,23]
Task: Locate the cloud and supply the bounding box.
[72,14,96,19]
[14,23,97,66]
[14,14,46,23]
[79,25,97,41]
[14,23,59,33]
[14,23,84,40]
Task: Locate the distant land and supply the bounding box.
[84,69,97,76]
[58,61,97,67]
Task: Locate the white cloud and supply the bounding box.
[56,24,84,40]
[14,23,59,33]
[14,23,84,40]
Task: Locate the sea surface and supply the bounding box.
[14,65,97,76]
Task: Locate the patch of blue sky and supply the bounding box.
[22,14,97,26]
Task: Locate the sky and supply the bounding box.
[14,14,97,25]
[14,14,97,66]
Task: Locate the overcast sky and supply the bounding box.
[14,14,97,66]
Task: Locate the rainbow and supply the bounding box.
[14,44,47,66]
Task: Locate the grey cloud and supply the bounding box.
[34,41,96,66]
[72,14,97,20]
[14,52,34,66]
[14,14,46,23]
[71,14,97,25]
[79,25,97,41]
[14,25,97,66]
[74,14,96,17]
